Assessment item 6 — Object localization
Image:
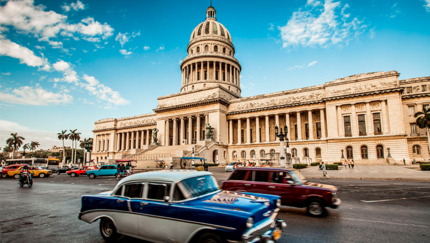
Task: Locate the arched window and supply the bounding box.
[413,145,421,154]
[192,85,194,90]
[205,22,210,34]
[214,45,218,52]
[315,148,321,158]
[377,145,384,158]
[232,151,237,159]
[229,51,232,56]
[197,24,203,35]
[220,25,225,36]
[250,150,255,159]
[361,146,368,159]
[191,50,193,54]
[213,22,218,34]
[270,149,275,154]
[303,148,309,157]
[197,46,200,53]
[204,45,208,52]
[223,47,226,53]
[260,150,265,158]
[241,151,246,158]
[292,148,297,157]
[105,156,107,160]
[346,146,353,159]
[213,150,218,163]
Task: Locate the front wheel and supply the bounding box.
[71,173,76,177]
[197,232,225,243]
[307,199,326,217]
[115,173,121,180]
[2,173,7,178]
[89,174,96,179]
[100,218,120,242]
[28,180,33,188]
[14,174,19,179]
[39,173,45,178]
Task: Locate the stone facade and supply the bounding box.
[91,6,430,167]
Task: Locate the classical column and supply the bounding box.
[286,113,291,140]
[213,61,216,80]
[197,115,201,142]
[246,118,251,143]
[180,117,185,145]
[366,103,374,135]
[146,130,150,145]
[219,62,222,81]
[166,120,170,146]
[381,100,389,134]
[200,62,203,80]
[297,112,302,140]
[205,114,209,124]
[238,69,240,86]
[229,65,232,83]
[351,104,358,137]
[173,119,178,145]
[131,131,135,149]
[188,116,193,144]
[237,119,242,145]
[121,133,125,151]
[206,61,209,80]
[125,132,130,150]
[256,117,260,143]
[141,130,144,148]
[337,106,344,137]
[308,110,314,140]
[116,133,121,151]
[265,115,270,142]
[229,120,233,145]
[275,114,280,142]
[191,63,194,82]
[320,109,326,139]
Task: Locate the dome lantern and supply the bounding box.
[206,5,216,20]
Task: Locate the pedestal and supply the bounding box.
[279,140,286,168]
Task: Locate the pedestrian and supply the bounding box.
[348,160,351,169]
[351,160,355,169]
[320,162,329,179]
[344,161,347,169]
[413,159,416,164]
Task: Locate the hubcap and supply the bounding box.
[102,220,114,237]
[309,202,322,215]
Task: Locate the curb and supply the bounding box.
[305,176,430,182]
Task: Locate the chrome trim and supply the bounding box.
[79,209,236,231]
[242,217,274,240]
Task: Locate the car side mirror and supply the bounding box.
[164,196,170,203]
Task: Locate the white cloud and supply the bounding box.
[288,64,303,70]
[268,23,274,31]
[423,0,430,12]
[0,86,73,105]
[82,74,129,105]
[0,119,29,131]
[132,31,140,37]
[62,0,86,12]
[115,32,129,47]
[308,60,318,67]
[53,60,79,84]
[119,49,132,55]
[279,0,366,48]
[369,26,376,39]
[83,37,100,42]
[143,46,150,51]
[34,45,45,50]
[2,72,11,75]
[156,45,165,51]
[0,38,51,70]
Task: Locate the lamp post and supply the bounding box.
[275,125,290,168]
[84,138,93,166]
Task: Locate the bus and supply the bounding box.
[47,158,61,170]
[5,158,47,166]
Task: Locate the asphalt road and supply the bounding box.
[1,169,429,243]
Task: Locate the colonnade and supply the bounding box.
[116,130,152,151]
[95,134,110,152]
[182,61,240,86]
[165,114,209,146]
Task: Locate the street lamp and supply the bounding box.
[275,125,291,168]
[84,138,93,166]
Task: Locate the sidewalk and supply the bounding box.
[298,165,430,181]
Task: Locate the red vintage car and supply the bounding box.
[1,164,30,178]
[221,167,341,217]
[67,166,98,177]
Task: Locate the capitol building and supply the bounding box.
[91,6,430,168]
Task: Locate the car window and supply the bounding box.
[179,175,219,198]
[114,186,123,196]
[230,170,247,180]
[123,184,144,198]
[100,167,106,170]
[254,171,269,182]
[147,183,171,200]
[271,171,293,184]
[173,185,186,201]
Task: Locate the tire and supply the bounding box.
[39,173,45,178]
[71,173,76,177]
[28,180,33,188]
[197,232,225,243]
[14,174,19,179]
[2,173,7,178]
[115,173,121,180]
[99,218,120,242]
[89,174,96,179]
[306,199,326,217]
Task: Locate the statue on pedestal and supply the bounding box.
[152,128,159,144]
[205,123,214,141]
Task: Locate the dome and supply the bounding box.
[189,7,232,44]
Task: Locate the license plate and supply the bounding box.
[273,229,281,240]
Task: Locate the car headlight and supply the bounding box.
[246,217,253,228]
[276,199,281,208]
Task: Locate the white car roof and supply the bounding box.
[119,170,212,184]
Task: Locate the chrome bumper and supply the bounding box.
[239,209,287,243]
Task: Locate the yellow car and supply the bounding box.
[29,166,52,178]
[2,165,52,178]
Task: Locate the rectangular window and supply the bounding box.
[107,140,109,150]
[407,87,412,93]
[254,171,269,182]
[373,113,382,135]
[241,129,244,143]
[147,183,171,200]
[316,122,321,139]
[358,114,366,136]
[408,106,415,115]
[294,124,298,140]
[422,85,427,92]
[344,116,352,137]
[411,123,418,136]
[124,184,144,198]
[230,170,247,180]
[305,123,309,140]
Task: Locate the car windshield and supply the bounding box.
[289,171,304,185]
[179,175,219,198]
[35,167,42,170]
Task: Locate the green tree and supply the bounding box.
[30,141,40,152]
[23,143,30,156]
[69,129,77,164]
[414,106,430,154]
[6,133,25,159]
[57,130,69,165]
[74,132,81,164]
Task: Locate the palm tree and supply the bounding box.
[6,133,25,159]
[23,143,30,157]
[69,129,77,164]
[30,141,40,153]
[80,138,88,165]
[3,146,13,153]
[74,132,81,164]
[414,106,430,154]
[57,130,69,165]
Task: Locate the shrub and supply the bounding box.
[334,162,343,166]
[293,164,308,169]
[326,164,339,170]
[192,163,219,167]
[420,163,430,171]
[311,162,320,166]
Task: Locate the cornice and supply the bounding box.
[227,100,324,116]
[180,54,241,70]
[158,85,240,100]
[187,37,235,51]
[154,98,230,113]
[95,113,156,124]
[324,71,399,88]
[402,93,430,99]
[181,81,241,96]
[323,87,404,101]
[93,123,156,133]
[399,76,430,85]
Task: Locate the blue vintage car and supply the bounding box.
[79,170,286,242]
[86,165,118,179]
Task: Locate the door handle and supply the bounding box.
[244,184,251,186]
[117,199,124,203]
[268,186,276,189]
[140,202,148,206]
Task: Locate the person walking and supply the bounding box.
[320,162,329,179]
[348,160,351,169]
[344,161,347,169]
[351,160,355,169]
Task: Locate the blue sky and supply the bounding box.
[1,0,429,149]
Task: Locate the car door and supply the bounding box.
[223,169,252,191]
[252,170,270,194]
[266,171,295,206]
[133,182,176,242]
[98,166,108,176]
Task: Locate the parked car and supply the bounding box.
[67,166,98,177]
[1,164,30,178]
[225,162,243,172]
[56,166,73,175]
[29,166,52,178]
[79,170,286,242]
[222,167,341,217]
[86,165,119,179]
